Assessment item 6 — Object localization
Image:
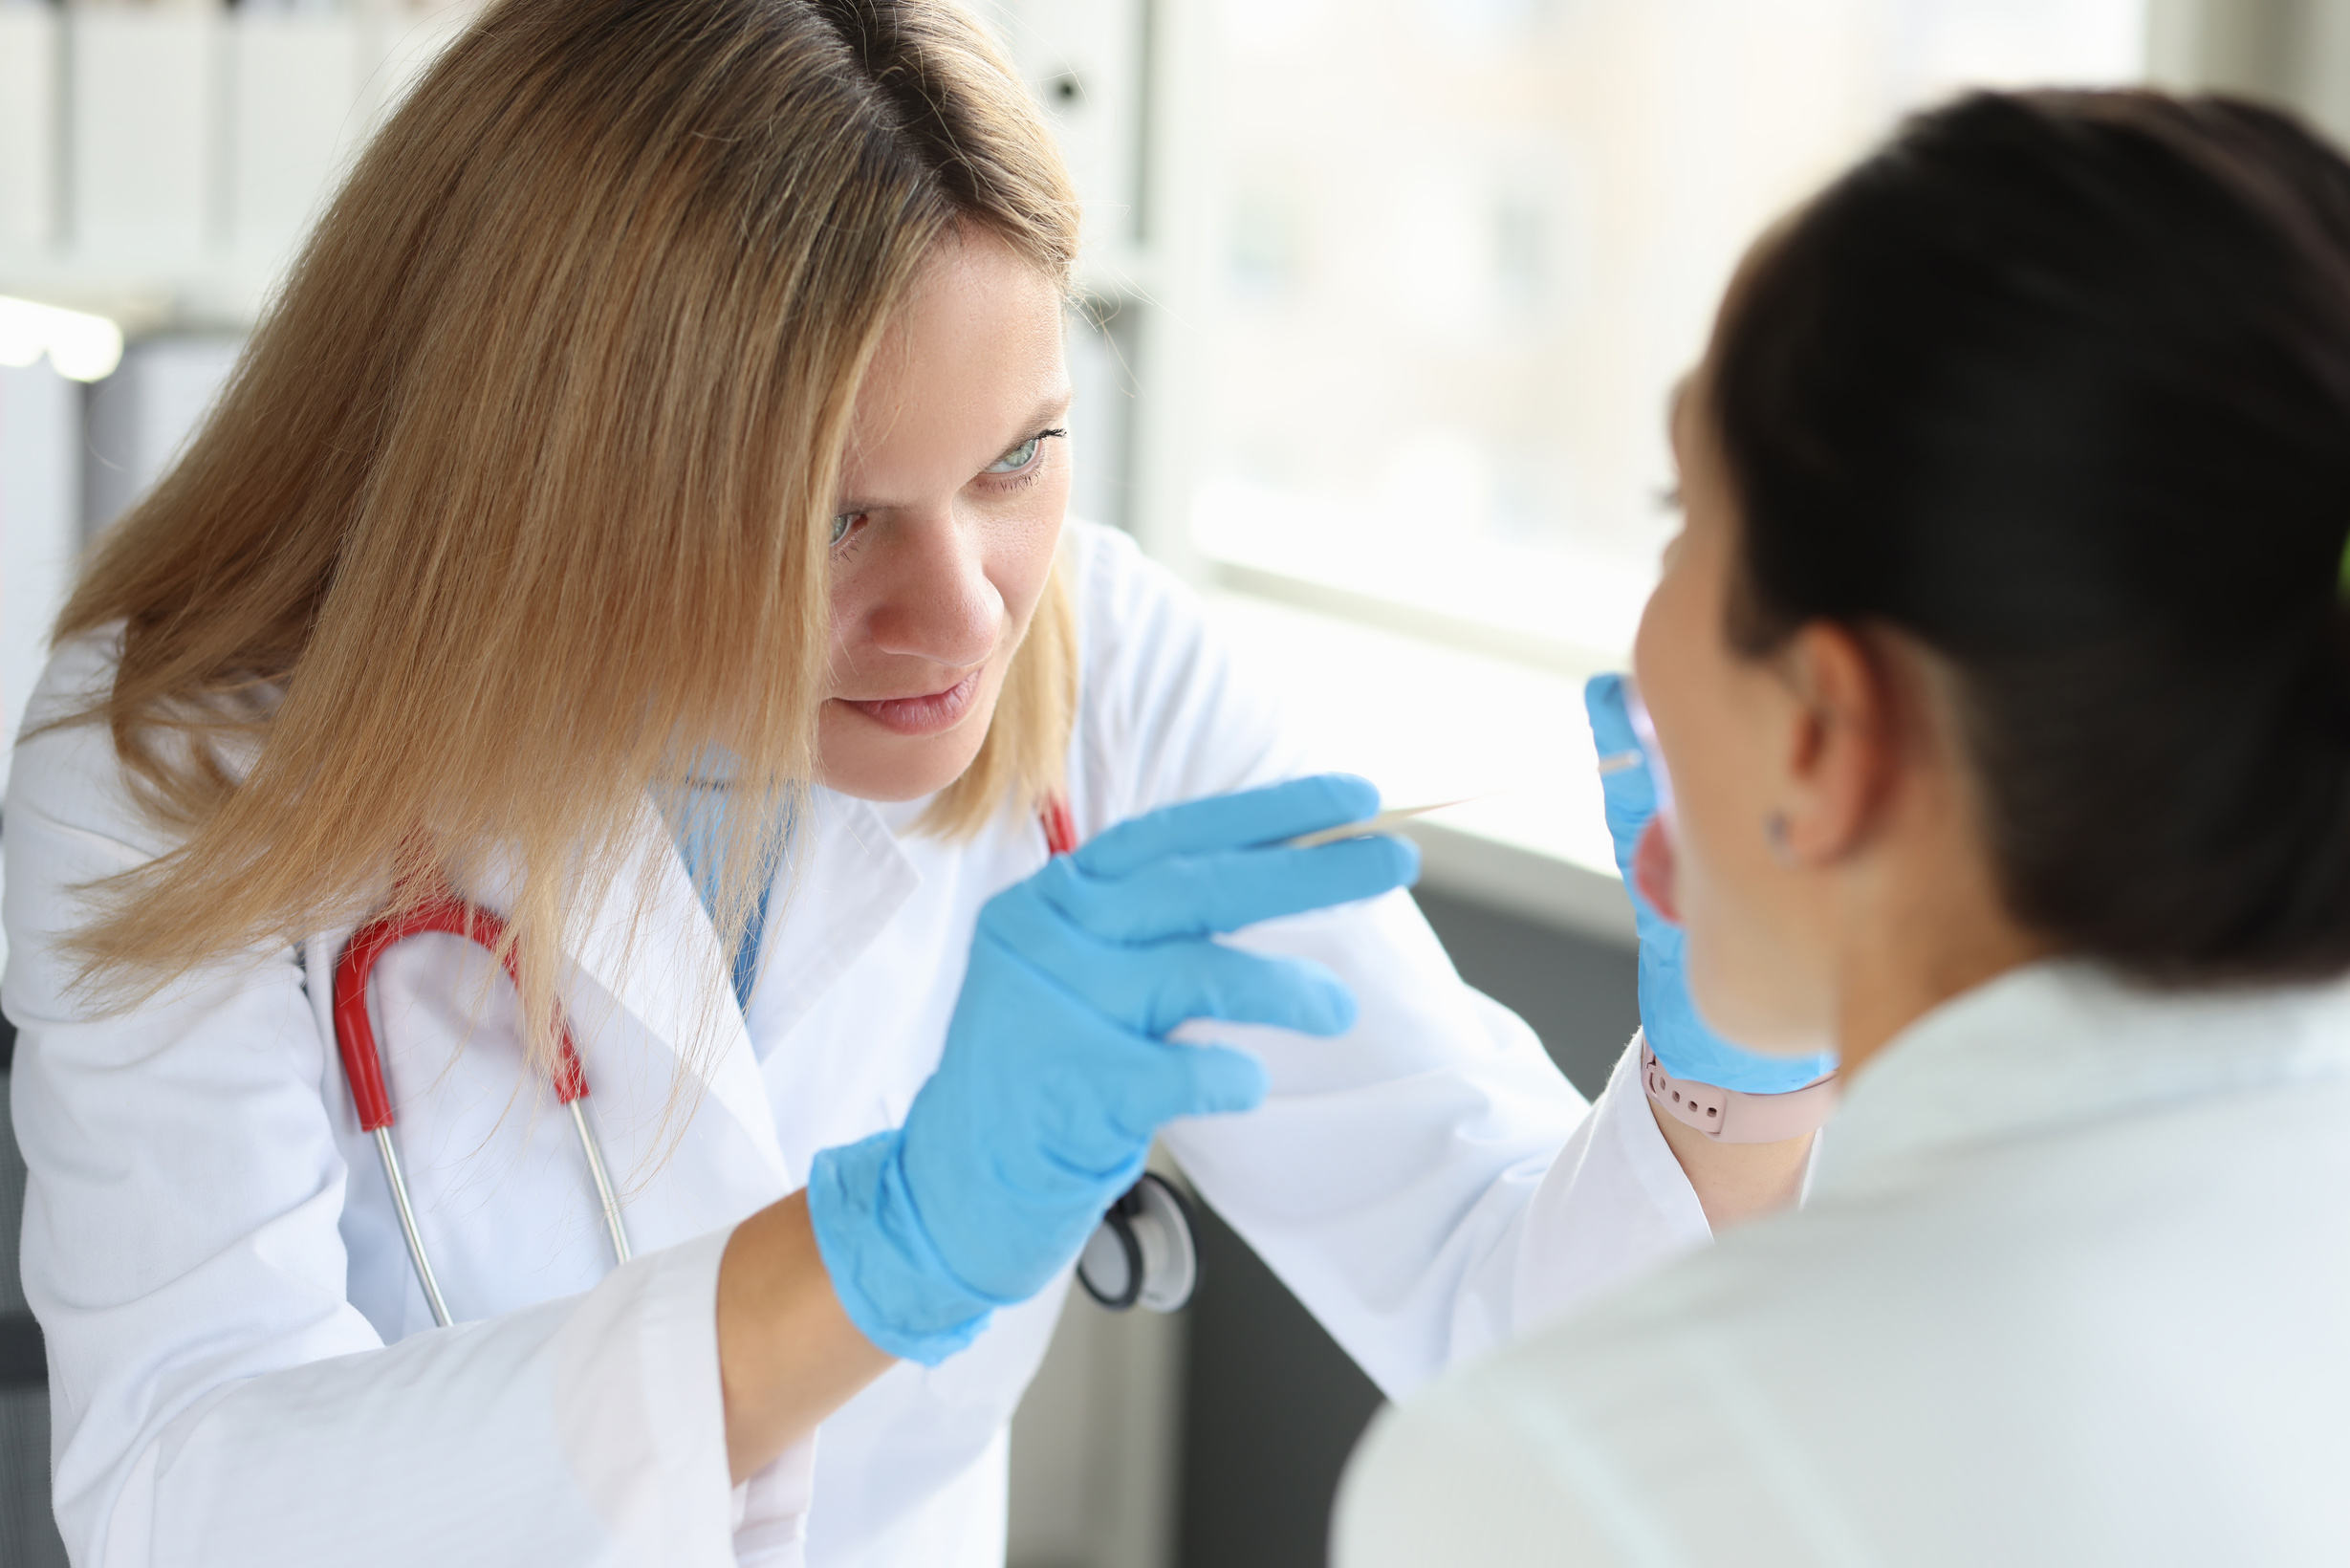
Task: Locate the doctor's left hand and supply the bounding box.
[807,773,1417,1364]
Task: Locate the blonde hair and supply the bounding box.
[51,0,1081,1071]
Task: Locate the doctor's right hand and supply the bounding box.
[807,773,1417,1364]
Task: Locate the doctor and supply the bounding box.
[3,1,1823,1564]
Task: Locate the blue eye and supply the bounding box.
[831,512,862,547]
[985,437,1043,474]
[983,428,1065,476]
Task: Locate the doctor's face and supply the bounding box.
[818,230,1072,802]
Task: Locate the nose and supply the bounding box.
[856,509,1002,670]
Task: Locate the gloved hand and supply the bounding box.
[809,773,1417,1363]
[1584,674,1836,1094]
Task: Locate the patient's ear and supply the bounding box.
[1770,621,1901,865]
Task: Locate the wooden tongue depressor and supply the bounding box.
[1282,798,1479,850]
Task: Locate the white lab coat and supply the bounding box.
[2,520,1708,1568]
[1335,959,2350,1567]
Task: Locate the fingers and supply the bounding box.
[1583,673,1657,858]
[1155,1040,1270,1120]
[1584,672,1640,760]
[974,918,1360,1035]
[1100,1037,1271,1138]
[1138,943,1357,1036]
[1075,774,1382,879]
[1041,835,1419,943]
[1113,936,1360,1036]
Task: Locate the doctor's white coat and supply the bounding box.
[2,521,1708,1568]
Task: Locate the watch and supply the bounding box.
[1641,1037,1839,1143]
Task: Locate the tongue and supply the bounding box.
[1633,815,1682,926]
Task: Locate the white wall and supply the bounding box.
[1,357,82,983]
[0,335,246,990]
[81,336,246,539]
[1,361,78,803]
[0,1,483,327]
[2,336,249,803]
[2148,0,2350,138]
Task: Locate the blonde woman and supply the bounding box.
[2,2,1815,1564]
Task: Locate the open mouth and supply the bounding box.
[1634,815,1680,925]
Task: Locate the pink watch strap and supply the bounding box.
[1641,1036,1839,1143]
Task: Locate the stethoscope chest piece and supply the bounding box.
[1077,1171,1199,1313]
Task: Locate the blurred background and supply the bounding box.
[2,1,2345,1564]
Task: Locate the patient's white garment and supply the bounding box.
[1337,960,2350,1567]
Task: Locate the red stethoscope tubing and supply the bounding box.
[334,798,1079,1329]
[1041,793,1078,860]
[333,898,630,1328]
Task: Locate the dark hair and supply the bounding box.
[1712,90,2350,982]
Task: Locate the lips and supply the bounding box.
[1634,815,1682,925]
[838,671,982,738]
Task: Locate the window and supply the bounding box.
[1195,0,2146,658]
[1181,0,2147,899]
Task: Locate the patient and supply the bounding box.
[1334,89,2350,1566]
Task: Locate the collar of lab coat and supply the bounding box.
[1811,958,2350,1200]
[451,786,922,1182]
[736,787,925,1048]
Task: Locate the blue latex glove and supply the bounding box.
[809,773,1418,1363]
[1584,674,1836,1094]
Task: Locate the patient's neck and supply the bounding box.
[1826,776,2051,1081]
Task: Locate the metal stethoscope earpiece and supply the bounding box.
[1077,1170,1200,1313]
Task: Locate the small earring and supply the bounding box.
[1764,812,1798,867]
